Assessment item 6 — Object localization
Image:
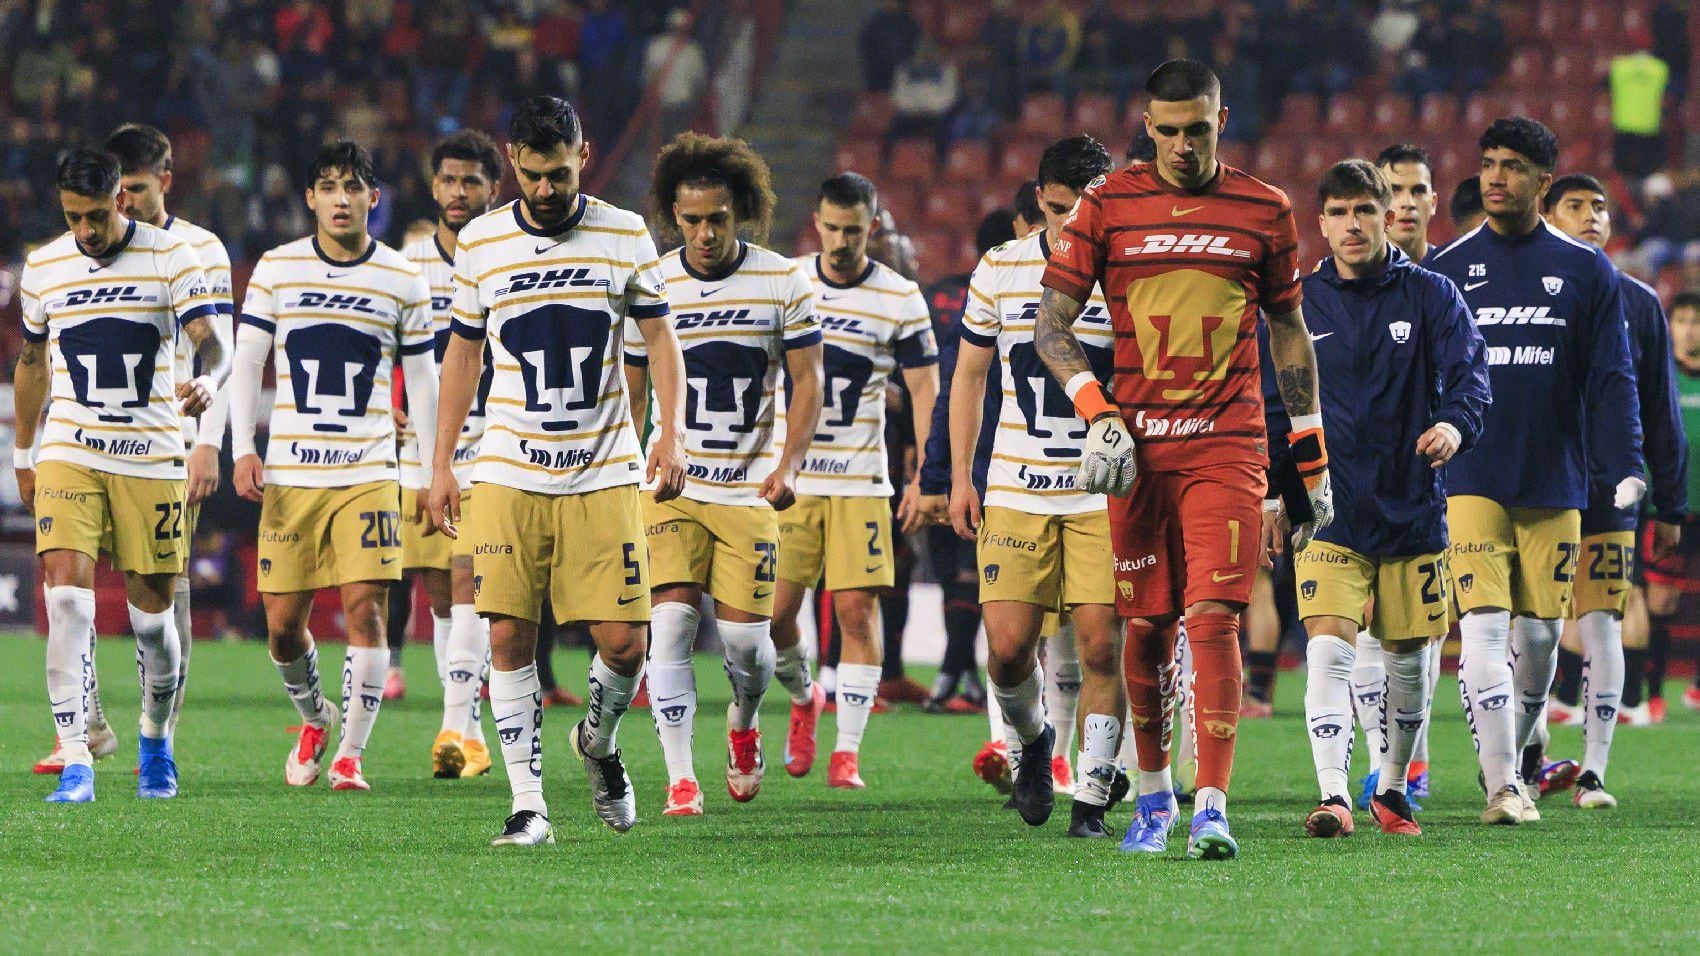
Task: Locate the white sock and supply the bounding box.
[774,640,813,705]
[466,641,490,745]
[274,646,331,728]
[1043,626,1081,757]
[489,663,545,815]
[336,645,387,759]
[583,654,640,759]
[441,604,486,737]
[832,662,882,754]
[1412,638,1442,764]
[170,575,191,733]
[1195,786,1226,815]
[45,586,96,765]
[991,664,1046,745]
[1076,713,1120,806]
[1511,616,1562,754]
[1305,635,1356,801]
[1381,644,1429,793]
[1578,610,1624,782]
[431,611,452,685]
[818,665,837,697]
[128,603,181,740]
[647,602,700,783]
[986,673,1006,742]
[1458,610,1517,794]
[720,618,775,732]
[1351,630,1385,771]
[1118,704,1139,768]
[1174,626,1195,764]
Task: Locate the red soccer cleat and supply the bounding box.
[1370,792,1422,835]
[663,778,703,816]
[329,756,370,791]
[827,750,865,789]
[785,683,826,777]
[726,728,764,802]
[1685,686,1700,711]
[34,740,67,775]
[1648,696,1667,724]
[1305,799,1355,838]
[382,668,406,701]
[973,740,1012,794]
[1051,754,1074,794]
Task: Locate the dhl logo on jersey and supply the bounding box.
[494,267,613,298]
[51,285,156,308]
[674,308,766,330]
[285,291,386,316]
[1122,233,1253,260]
[1474,306,1567,327]
[1015,303,1110,325]
[820,315,873,337]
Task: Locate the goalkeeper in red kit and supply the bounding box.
[1036,60,1332,859]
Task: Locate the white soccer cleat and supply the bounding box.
[570,719,637,832]
[1519,784,1541,823]
[664,778,704,816]
[329,756,370,792]
[1617,703,1652,726]
[726,728,764,803]
[88,721,119,760]
[1481,785,1523,826]
[284,719,334,787]
[1573,772,1617,809]
[491,810,555,847]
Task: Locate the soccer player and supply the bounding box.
[1378,143,1439,264]
[1450,177,1485,236]
[1644,293,1700,717]
[229,140,439,793]
[1537,173,1686,808]
[30,124,237,776]
[428,96,687,846]
[15,147,230,802]
[1284,160,1489,838]
[1426,118,1643,825]
[948,134,1124,836]
[768,173,938,789]
[624,132,823,816]
[1036,60,1332,859]
[401,129,503,780]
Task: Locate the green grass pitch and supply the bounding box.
[1,633,1697,952]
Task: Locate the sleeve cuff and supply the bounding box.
[21,326,47,343]
[177,303,219,328]
[958,326,997,348]
[239,315,275,335]
[450,318,486,340]
[629,302,669,320]
[783,329,823,350]
[400,339,434,356]
[624,351,649,368]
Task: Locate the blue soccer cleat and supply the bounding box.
[46,764,95,803]
[1187,807,1239,860]
[137,736,178,799]
[1408,769,1430,800]
[1355,769,1380,811]
[1120,792,1179,854]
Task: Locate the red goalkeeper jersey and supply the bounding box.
[1042,161,1302,474]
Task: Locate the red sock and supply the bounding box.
[1187,612,1242,793]
[1123,619,1179,772]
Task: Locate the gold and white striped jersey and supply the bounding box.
[624,242,820,506]
[241,236,432,488]
[164,215,233,446]
[20,220,215,479]
[960,231,1113,515]
[398,233,486,487]
[449,195,669,496]
[784,253,936,498]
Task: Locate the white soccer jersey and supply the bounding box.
[164,215,233,446]
[960,231,1113,514]
[623,242,820,506]
[241,236,433,488]
[20,221,214,479]
[785,254,936,497]
[398,232,487,486]
[450,195,669,496]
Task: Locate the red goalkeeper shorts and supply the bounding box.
[1108,460,1266,619]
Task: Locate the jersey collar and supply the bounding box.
[162,213,176,231]
[312,235,376,268]
[680,241,747,283]
[817,253,874,290]
[512,193,587,238]
[80,218,137,262]
[433,233,456,266]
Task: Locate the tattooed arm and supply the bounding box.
[1034,285,1093,392]
[12,338,48,512]
[1265,305,1319,417]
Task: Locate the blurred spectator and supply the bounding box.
[946,73,1002,152]
[1021,0,1081,99]
[533,0,584,99]
[644,8,707,142]
[1612,31,1672,178]
[1652,0,1689,103]
[977,0,1023,117]
[860,0,921,94]
[413,0,477,134]
[885,41,958,162]
[275,0,335,87]
[1284,0,1367,108]
[579,0,633,143]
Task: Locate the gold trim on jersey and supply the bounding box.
[478,452,639,474]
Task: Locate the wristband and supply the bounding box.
[1066,374,1118,421]
[13,446,33,470]
[1433,421,1461,447]
[1287,414,1328,490]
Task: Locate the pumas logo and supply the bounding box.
[448,669,476,684]
[841,692,870,707]
[1118,579,1134,600]
[1458,572,1474,592]
[1123,233,1252,260]
[1542,276,1563,295]
[1594,704,1617,721]
[500,725,522,745]
[658,704,687,723]
[1479,693,1510,711]
[983,564,1000,584]
[1388,320,1412,344]
[1395,717,1424,732]
[1356,690,1383,707]
[1473,306,1565,327]
[1311,723,1342,739]
[38,517,53,535]
[1522,700,1544,714]
[473,575,483,597]
[1300,579,1318,600]
[361,693,381,712]
[259,558,272,575]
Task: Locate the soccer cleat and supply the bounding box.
[284,721,332,787]
[1173,756,1197,801]
[1051,753,1074,794]
[1481,785,1523,825]
[1106,767,1131,810]
[491,810,555,847]
[137,736,177,799]
[1240,695,1274,719]
[1519,743,1545,793]
[460,739,492,778]
[382,667,405,701]
[1546,700,1580,726]
[1518,782,1541,822]
[827,750,865,789]
[542,687,584,708]
[1305,797,1354,838]
[1536,758,1581,798]
[1010,724,1056,826]
[329,756,370,791]
[1186,808,1239,860]
[1066,799,1109,838]
[34,742,67,775]
[1573,771,1617,809]
[663,778,704,816]
[783,682,826,777]
[1408,768,1431,800]
[432,729,466,780]
[1355,768,1380,811]
[46,764,95,803]
[726,728,764,802]
[973,740,1012,794]
[37,722,121,773]
[570,719,638,832]
[1121,792,1180,853]
[1370,790,1422,835]
[1648,696,1667,723]
[1618,702,1651,726]
[878,675,931,704]
[1684,686,1700,711]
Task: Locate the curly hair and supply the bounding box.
[648,132,777,244]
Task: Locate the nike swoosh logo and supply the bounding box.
[1309,332,1334,342]
[821,294,843,301]
[380,556,397,565]
[326,271,350,279]
[1211,571,1244,583]
[700,287,725,297]
[1464,280,1489,291]
[1427,610,1446,621]
[534,243,557,255]
[753,589,771,601]
[864,565,882,573]
[616,594,642,605]
[153,549,174,560]
[88,264,102,273]
[1606,586,1628,596]
[1171,204,1205,216]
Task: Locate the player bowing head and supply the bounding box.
[1144,58,1225,190]
[508,95,587,230]
[629,133,823,815]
